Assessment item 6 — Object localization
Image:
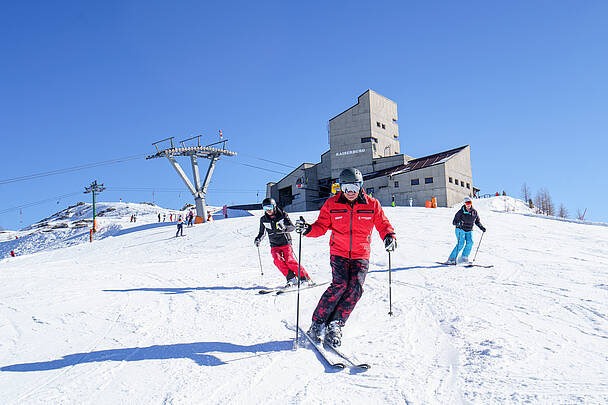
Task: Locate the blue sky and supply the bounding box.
[1,0,607,230]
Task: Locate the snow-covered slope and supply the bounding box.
[465,195,534,214]
[0,202,250,258]
[1,198,607,404]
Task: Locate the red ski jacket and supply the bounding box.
[305,192,395,260]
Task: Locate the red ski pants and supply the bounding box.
[270,245,309,280]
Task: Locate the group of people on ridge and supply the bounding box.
[254,167,487,347]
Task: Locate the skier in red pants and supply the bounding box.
[255,198,312,286]
[296,168,396,347]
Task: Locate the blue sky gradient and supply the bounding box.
[1,1,607,229]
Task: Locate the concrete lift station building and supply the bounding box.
[267,90,478,211]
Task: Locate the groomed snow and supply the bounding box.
[1,198,607,404]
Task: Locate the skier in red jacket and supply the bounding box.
[295,168,396,347]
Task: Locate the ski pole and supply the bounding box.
[256,245,264,276]
[471,231,485,263]
[388,251,393,316]
[294,216,304,349]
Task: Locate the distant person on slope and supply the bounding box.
[187,210,194,227]
[295,168,396,347]
[176,215,184,237]
[446,196,486,265]
[254,198,312,287]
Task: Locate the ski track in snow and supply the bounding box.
[1,199,607,404]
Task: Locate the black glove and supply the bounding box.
[479,225,486,233]
[254,237,261,247]
[295,217,311,234]
[455,220,464,228]
[384,234,397,252]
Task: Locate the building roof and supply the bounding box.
[363,145,468,180]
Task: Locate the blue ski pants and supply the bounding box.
[449,228,474,260]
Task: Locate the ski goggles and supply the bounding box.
[340,182,362,194]
[263,205,275,211]
[464,201,472,206]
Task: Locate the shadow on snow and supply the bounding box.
[103,285,267,294]
[113,222,178,237]
[1,340,293,372]
[368,264,446,274]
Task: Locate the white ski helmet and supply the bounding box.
[463,196,472,204]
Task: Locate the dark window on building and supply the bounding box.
[466,183,470,189]
[455,179,459,185]
[394,181,399,188]
[318,178,332,199]
[278,186,293,208]
[425,177,433,184]
[376,122,381,127]
[361,137,378,143]
[461,182,465,187]
[411,178,419,186]
[382,124,386,129]
[449,177,453,183]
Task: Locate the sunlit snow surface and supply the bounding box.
[1,198,607,404]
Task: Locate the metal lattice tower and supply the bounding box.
[146,136,237,223]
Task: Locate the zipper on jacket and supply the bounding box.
[349,205,353,258]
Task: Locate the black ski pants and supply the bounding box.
[311,255,369,326]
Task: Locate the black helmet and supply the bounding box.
[339,168,363,184]
[262,197,276,208]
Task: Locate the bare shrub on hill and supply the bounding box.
[534,188,554,216]
[521,182,531,202]
[576,208,587,220]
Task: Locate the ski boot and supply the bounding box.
[460,256,471,265]
[285,277,298,288]
[325,320,343,347]
[445,258,456,265]
[300,276,314,286]
[307,322,325,343]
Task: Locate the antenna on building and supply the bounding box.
[146,135,237,223]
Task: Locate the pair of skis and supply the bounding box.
[436,261,494,268]
[258,281,329,295]
[299,327,370,371]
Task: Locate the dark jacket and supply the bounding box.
[305,191,395,260]
[256,207,295,247]
[453,205,485,232]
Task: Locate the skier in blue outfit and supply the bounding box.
[446,196,486,264]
